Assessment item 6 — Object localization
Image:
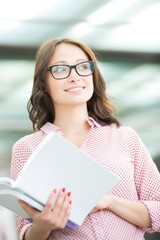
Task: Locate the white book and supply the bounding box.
[0,133,119,229]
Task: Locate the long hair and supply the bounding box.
[27,38,120,130]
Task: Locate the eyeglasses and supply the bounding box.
[47,61,94,80]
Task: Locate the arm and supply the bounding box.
[92,128,160,232]
[24,225,51,240]
[92,194,151,228]
[19,188,72,240]
[132,129,160,232]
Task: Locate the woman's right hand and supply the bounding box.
[18,188,72,239]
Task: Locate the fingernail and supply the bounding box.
[62,187,65,193]
[67,192,71,197]
[53,189,57,194]
[69,200,72,204]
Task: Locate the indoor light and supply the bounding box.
[131,2,160,26]
[87,0,138,25]
[0,0,55,20]
[65,22,93,38]
[0,20,20,30]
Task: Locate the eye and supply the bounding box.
[78,63,89,71]
[52,66,68,73]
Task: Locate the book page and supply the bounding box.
[0,189,43,218]
[0,177,15,190]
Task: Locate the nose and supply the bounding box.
[68,68,80,82]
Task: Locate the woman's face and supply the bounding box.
[45,43,94,110]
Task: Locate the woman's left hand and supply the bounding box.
[91,194,151,228]
[91,194,112,213]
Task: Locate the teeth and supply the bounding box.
[67,87,83,92]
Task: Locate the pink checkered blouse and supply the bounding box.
[10,118,160,240]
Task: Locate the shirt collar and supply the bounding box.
[41,117,101,134]
[87,117,101,128]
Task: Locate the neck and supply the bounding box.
[53,105,89,133]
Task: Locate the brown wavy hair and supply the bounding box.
[27,38,120,130]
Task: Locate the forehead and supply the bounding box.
[50,43,89,63]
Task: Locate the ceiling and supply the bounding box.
[0,0,160,52]
[0,0,160,160]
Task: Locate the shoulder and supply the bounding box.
[97,124,142,147]
[12,130,46,154]
[100,123,137,138]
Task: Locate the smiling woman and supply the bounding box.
[0,1,160,239]
[10,38,160,240]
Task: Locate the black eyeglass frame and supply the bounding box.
[47,60,94,80]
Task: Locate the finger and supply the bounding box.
[18,199,40,217]
[42,188,72,229]
[51,188,72,227]
[43,188,57,214]
[61,198,72,227]
[52,191,72,228]
[58,192,71,218]
[51,188,67,216]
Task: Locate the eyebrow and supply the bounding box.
[51,59,89,65]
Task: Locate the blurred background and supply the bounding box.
[0,0,160,239]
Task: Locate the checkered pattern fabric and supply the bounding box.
[10,118,160,240]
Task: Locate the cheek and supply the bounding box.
[49,88,63,104]
[89,85,94,99]
[46,81,61,102]
[88,78,94,96]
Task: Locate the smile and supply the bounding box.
[65,87,85,92]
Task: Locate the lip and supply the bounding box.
[65,86,85,92]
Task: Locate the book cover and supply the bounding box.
[0,133,120,229]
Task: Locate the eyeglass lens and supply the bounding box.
[49,61,94,79]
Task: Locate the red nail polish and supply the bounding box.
[67,192,71,197]
[62,187,65,193]
[53,189,57,194]
[69,200,72,204]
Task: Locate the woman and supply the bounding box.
[11,38,160,240]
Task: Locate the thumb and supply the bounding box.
[18,199,40,217]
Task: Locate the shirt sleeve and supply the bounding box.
[132,128,160,233]
[10,138,33,240]
[17,216,32,240]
